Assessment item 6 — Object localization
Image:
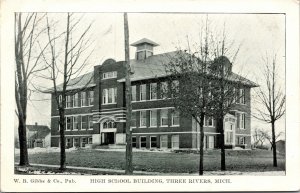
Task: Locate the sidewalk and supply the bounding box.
[15,163,285,176]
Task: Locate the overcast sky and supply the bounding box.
[24,13,285,137]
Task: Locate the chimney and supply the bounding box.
[130,38,159,60]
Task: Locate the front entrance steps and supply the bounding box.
[94,144,126,149]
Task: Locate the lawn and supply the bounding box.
[15,149,285,174]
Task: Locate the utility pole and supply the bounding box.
[124,12,133,174]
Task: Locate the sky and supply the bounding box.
[22,13,285,138]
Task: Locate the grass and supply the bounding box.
[15,149,285,174]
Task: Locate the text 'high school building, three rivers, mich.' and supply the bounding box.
[48,38,257,150]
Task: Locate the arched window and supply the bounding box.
[103,120,116,129]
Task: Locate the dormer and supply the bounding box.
[130,38,159,60]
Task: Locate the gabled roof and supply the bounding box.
[45,71,95,93]
[118,51,258,87]
[26,125,50,139]
[130,38,159,47]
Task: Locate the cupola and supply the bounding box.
[130,38,159,60]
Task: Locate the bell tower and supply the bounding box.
[130,38,159,60]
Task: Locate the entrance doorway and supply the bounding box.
[102,132,115,144]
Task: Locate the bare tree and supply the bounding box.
[253,54,285,167]
[165,16,245,174]
[38,13,94,170]
[252,128,267,148]
[260,129,284,150]
[15,13,48,166]
[124,12,133,174]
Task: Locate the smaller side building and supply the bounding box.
[15,123,51,148]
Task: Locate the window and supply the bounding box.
[73,116,80,130]
[81,138,87,147]
[66,117,72,130]
[225,131,233,144]
[131,85,136,101]
[103,120,116,129]
[150,83,157,100]
[150,110,157,127]
[240,89,245,104]
[102,71,117,79]
[204,116,214,127]
[171,80,179,97]
[131,111,137,128]
[150,136,157,148]
[140,111,147,127]
[66,95,72,108]
[81,92,86,106]
[102,88,117,104]
[239,137,245,145]
[240,113,245,129]
[171,135,179,149]
[132,137,137,148]
[81,116,87,130]
[140,84,146,101]
[235,88,239,104]
[171,110,179,126]
[160,82,168,99]
[140,137,147,148]
[88,115,93,130]
[73,138,79,147]
[66,138,72,148]
[88,91,94,106]
[59,95,62,104]
[160,109,168,127]
[160,135,168,149]
[88,137,93,144]
[73,93,79,107]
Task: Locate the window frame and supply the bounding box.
[150,109,157,127]
[171,110,180,126]
[88,115,93,130]
[88,90,94,106]
[81,92,87,107]
[140,84,146,101]
[73,116,80,130]
[160,135,168,149]
[239,88,245,104]
[66,95,72,108]
[102,71,117,80]
[73,93,79,107]
[140,110,147,128]
[150,83,157,100]
[130,111,137,128]
[131,85,137,101]
[160,109,169,127]
[102,88,117,104]
[140,136,147,148]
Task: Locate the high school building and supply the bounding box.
[50,38,257,150]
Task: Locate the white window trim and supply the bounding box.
[88,115,93,130]
[88,91,94,106]
[66,116,72,131]
[160,81,168,99]
[102,71,117,80]
[160,109,168,127]
[102,88,117,105]
[240,113,246,130]
[204,116,214,127]
[81,92,87,107]
[239,88,246,104]
[171,135,180,149]
[150,136,157,148]
[150,110,157,127]
[66,95,72,109]
[150,83,157,100]
[140,111,147,128]
[171,111,180,126]
[81,138,87,147]
[140,84,146,101]
[139,136,147,149]
[240,137,245,145]
[73,116,79,131]
[81,116,86,130]
[160,135,168,149]
[73,93,79,107]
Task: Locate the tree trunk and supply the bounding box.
[18,118,29,166]
[199,113,205,175]
[271,121,277,167]
[59,110,66,170]
[124,12,133,175]
[218,117,226,171]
